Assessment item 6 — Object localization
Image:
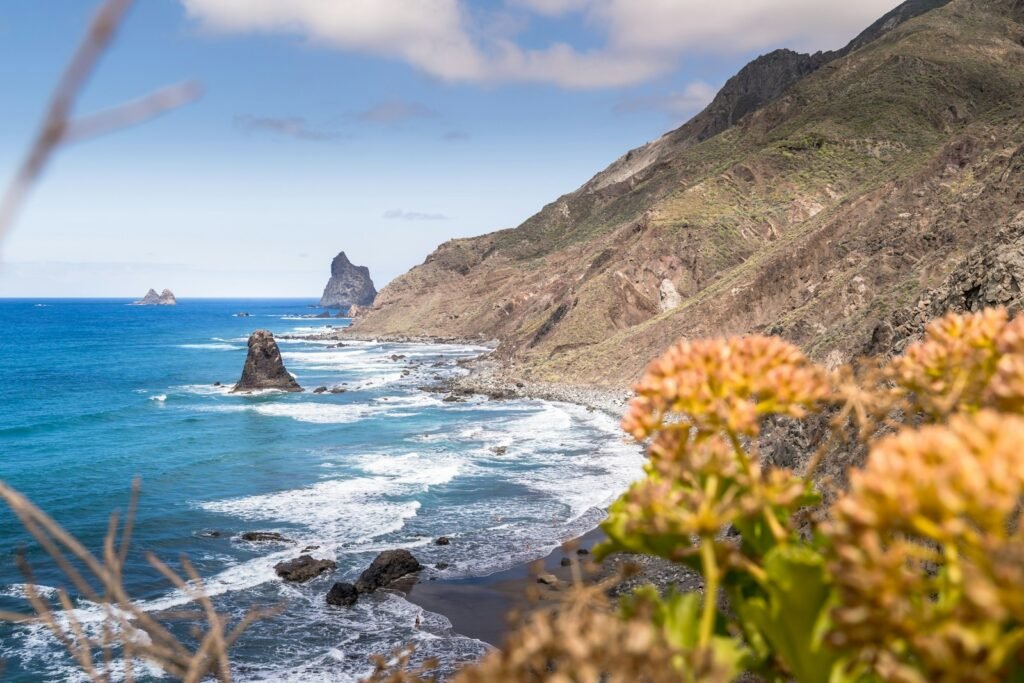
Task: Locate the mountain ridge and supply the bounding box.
[355,0,1024,388]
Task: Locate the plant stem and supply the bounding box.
[698,538,719,648]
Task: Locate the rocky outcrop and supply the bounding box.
[354,550,422,593]
[232,330,302,393]
[326,582,358,607]
[319,252,377,309]
[274,555,337,583]
[877,222,1024,355]
[240,531,292,543]
[134,288,176,306]
[346,304,365,318]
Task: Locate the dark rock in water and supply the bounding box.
[213,381,222,387]
[435,562,450,570]
[576,548,590,556]
[560,557,572,567]
[236,312,250,317]
[319,251,377,310]
[232,331,302,393]
[355,550,422,593]
[200,530,223,538]
[332,343,347,348]
[329,387,347,394]
[390,354,406,361]
[313,386,328,394]
[442,395,464,403]
[241,531,292,543]
[490,446,508,456]
[315,311,332,319]
[435,536,450,546]
[134,288,176,306]
[326,582,358,607]
[302,545,321,552]
[274,555,337,583]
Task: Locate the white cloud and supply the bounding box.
[181,0,908,89]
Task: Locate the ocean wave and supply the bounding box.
[149,394,167,403]
[177,343,245,351]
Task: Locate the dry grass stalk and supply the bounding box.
[0,0,199,244]
[0,478,276,682]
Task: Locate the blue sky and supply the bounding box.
[0,0,902,297]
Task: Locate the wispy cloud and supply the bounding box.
[351,101,439,124]
[182,0,904,89]
[383,209,450,221]
[234,115,339,141]
[615,81,718,119]
[442,130,471,142]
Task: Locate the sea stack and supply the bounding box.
[319,252,377,310]
[232,330,302,393]
[134,288,177,306]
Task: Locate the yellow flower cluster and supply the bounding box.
[827,410,1024,682]
[623,336,831,441]
[890,307,1024,417]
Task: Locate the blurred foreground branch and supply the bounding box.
[0,0,200,244]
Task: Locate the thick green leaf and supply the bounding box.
[736,545,841,683]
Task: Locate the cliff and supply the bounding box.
[319,252,377,310]
[354,0,1024,388]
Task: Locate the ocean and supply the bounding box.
[0,299,644,681]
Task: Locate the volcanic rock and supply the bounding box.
[274,555,337,583]
[355,550,422,593]
[241,531,292,543]
[435,536,450,546]
[319,252,377,310]
[134,288,176,306]
[232,330,302,393]
[326,582,359,607]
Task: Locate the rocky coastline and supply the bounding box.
[278,325,701,643]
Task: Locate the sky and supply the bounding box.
[0,0,906,298]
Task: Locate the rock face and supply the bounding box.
[274,555,337,583]
[232,330,302,393]
[354,550,422,593]
[134,288,176,306]
[326,582,359,607]
[319,252,377,310]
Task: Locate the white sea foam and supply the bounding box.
[149,394,167,403]
[177,342,244,351]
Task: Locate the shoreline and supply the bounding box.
[285,327,699,650]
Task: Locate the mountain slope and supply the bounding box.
[356,0,1024,388]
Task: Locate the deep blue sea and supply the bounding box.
[0,299,643,681]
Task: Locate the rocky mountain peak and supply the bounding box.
[134,288,176,306]
[319,252,377,310]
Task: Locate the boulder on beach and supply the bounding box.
[355,550,422,593]
[326,582,359,607]
[232,330,302,393]
[319,251,377,310]
[134,288,176,306]
[274,555,337,583]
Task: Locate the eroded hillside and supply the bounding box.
[356,0,1024,388]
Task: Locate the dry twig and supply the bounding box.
[0,0,200,243]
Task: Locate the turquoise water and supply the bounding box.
[0,299,643,681]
